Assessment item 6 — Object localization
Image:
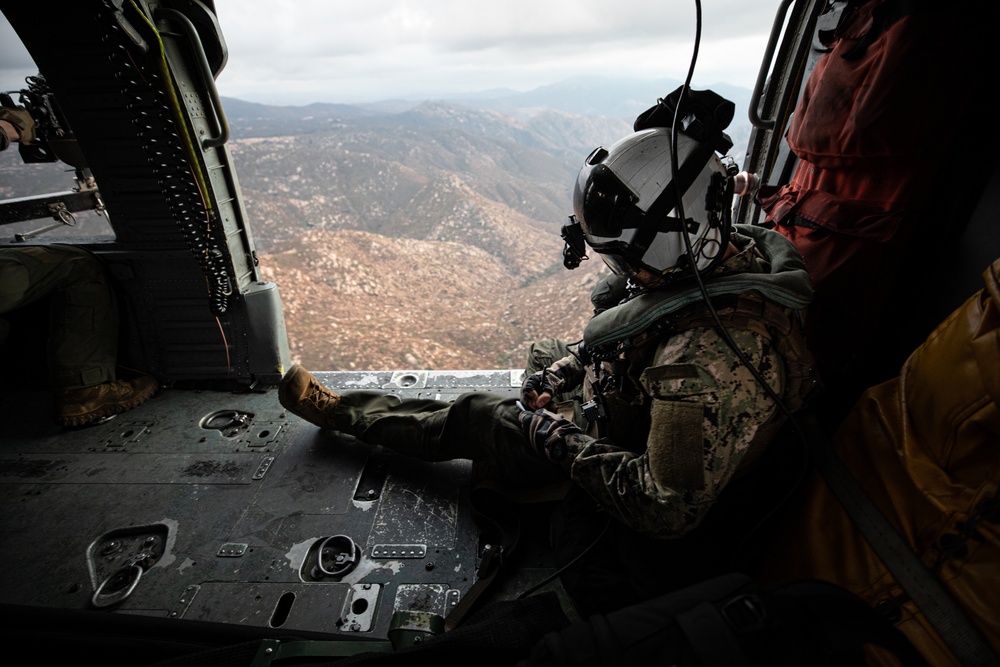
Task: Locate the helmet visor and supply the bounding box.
[574,163,642,240]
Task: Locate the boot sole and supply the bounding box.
[58,383,159,427]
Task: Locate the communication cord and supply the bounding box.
[670,0,810,564]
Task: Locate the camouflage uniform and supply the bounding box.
[329,228,814,541]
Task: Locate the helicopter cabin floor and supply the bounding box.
[0,369,576,639]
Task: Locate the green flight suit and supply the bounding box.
[325,227,814,541]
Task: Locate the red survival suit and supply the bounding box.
[758,0,988,409]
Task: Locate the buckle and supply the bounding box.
[720,593,766,633]
[477,543,503,577]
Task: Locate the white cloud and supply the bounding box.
[3,1,780,105]
[0,17,39,93]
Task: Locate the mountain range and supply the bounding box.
[0,77,755,371]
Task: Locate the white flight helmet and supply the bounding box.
[571,127,732,280]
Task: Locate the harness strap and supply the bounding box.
[625,291,817,413]
[444,479,571,630]
[801,413,1000,667]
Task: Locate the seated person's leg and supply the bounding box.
[0,245,157,426]
[281,367,564,488]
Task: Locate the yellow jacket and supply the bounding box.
[763,256,1000,666]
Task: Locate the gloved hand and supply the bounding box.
[522,354,585,409]
[521,370,556,410]
[0,106,37,144]
[518,408,582,462]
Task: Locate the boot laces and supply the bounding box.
[304,378,339,412]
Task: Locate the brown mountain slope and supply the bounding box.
[260,228,608,371]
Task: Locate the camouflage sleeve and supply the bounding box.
[556,326,784,539]
[545,354,586,392]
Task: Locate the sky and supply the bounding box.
[2,1,779,106]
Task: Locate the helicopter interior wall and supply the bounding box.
[902,155,1000,348]
[3,2,999,660]
[856,143,1000,380]
[1,1,285,386]
[0,242,289,387]
[89,247,290,387]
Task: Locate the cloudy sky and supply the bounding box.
[3,1,779,105]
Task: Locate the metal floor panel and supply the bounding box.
[0,369,555,639]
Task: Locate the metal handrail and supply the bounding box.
[155,7,230,148]
[749,0,798,130]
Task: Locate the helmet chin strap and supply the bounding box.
[688,169,735,277]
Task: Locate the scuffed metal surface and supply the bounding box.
[0,370,554,638]
[394,583,462,618]
[369,472,460,550]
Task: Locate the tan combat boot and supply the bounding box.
[56,375,159,427]
[278,364,341,430]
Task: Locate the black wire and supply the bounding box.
[519,0,813,601]
[671,0,811,564]
[516,515,614,600]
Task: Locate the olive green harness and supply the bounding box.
[582,224,818,413]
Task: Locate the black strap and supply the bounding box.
[444,480,571,631]
[801,413,1000,667]
[675,600,754,667]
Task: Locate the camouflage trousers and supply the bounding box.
[0,245,118,389]
[331,338,577,487]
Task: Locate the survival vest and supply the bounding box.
[581,224,818,421]
[758,0,985,240]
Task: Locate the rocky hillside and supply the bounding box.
[226,99,624,371]
[260,228,605,371]
[2,87,754,371]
